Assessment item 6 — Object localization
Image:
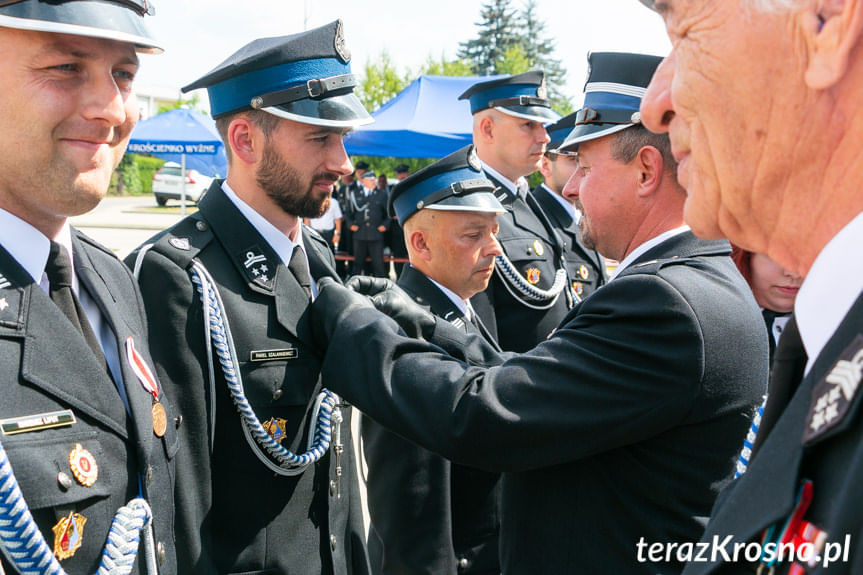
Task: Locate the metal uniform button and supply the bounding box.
[458,557,470,570]
[195,221,207,232]
[329,480,337,496]
[330,534,337,550]
[174,414,183,429]
[272,388,283,401]
[157,541,166,565]
[57,471,73,490]
[146,465,154,487]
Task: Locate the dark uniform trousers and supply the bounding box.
[363,265,503,575]
[682,293,863,575]
[531,184,606,299]
[319,232,767,574]
[345,187,390,278]
[127,181,369,575]
[0,233,178,574]
[470,175,571,352]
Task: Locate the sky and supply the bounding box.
[136,0,671,111]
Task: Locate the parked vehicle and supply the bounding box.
[152,162,213,206]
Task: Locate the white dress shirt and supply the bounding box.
[222,181,318,298]
[795,210,863,374]
[608,226,691,281]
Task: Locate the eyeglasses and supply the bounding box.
[545,149,578,160]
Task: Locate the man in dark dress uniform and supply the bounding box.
[459,71,573,352]
[0,2,178,573]
[363,146,505,575]
[532,112,607,299]
[126,21,372,575]
[388,164,411,277]
[345,170,390,278]
[639,1,863,573]
[310,52,767,574]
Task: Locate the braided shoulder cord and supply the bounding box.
[734,397,766,479]
[189,260,337,476]
[0,437,154,575]
[493,254,570,310]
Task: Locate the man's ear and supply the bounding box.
[478,114,495,144]
[635,146,663,197]
[227,116,263,165]
[407,228,431,262]
[805,0,863,89]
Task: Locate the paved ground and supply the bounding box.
[70,195,192,258]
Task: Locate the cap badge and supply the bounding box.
[263,417,288,444]
[536,77,548,100]
[526,268,541,284]
[53,511,87,560]
[69,443,98,487]
[334,20,351,63]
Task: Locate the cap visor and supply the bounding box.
[559,123,634,151]
[425,191,506,214]
[496,105,560,124]
[0,5,161,53]
[264,92,373,129]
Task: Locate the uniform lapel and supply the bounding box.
[2,243,129,438]
[73,234,153,456]
[303,227,341,285]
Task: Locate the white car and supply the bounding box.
[152,162,213,206]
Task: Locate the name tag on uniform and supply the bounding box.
[250,348,298,363]
[1,410,76,435]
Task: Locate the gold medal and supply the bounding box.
[526,268,541,284]
[52,511,86,560]
[572,281,584,296]
[263,417,288,444]
[68,443,98,487]
[578,264,590,280]
[152,401,167,437]
[533,240,545,257]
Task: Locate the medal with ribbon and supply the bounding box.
[126,337,167,437]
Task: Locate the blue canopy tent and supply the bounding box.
[344,74,504,158]
[128,108,227,213]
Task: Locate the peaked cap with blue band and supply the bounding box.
[560,52,663,151]
[545,111,579,151]
[389,145,504,226]
[0,0,161,53]
[182,19,373,128]
[458,70,560,124]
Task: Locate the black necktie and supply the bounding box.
[45,241,107,367]
[288,245,312,299]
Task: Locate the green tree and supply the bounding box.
[496,44,530,75]
[519,0,570,112]
[419,53,473,77]
[457,0,521,75]
[357,51,411,113]
[156,92,206,115]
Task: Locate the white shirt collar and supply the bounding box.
[795,210,863,374]
[0,207,76,292]
[541,183,577,221]
[221,181,306,266]
[423,270,471,319]
[480,160,527,196]
[609,225,690,281]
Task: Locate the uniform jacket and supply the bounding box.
[363,265,503,575]
[683,293,863,575]
[0,231,178,574]
[320,231,767,574]
[344,186,389,242]
[531,183,606,299]
[470,174,570,352]
[127,181,369,575]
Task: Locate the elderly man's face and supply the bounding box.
[640,0,809,250]
[0,28,140,233]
